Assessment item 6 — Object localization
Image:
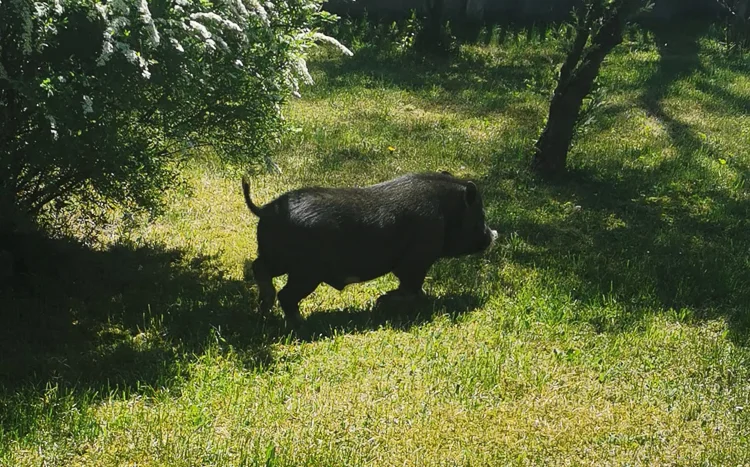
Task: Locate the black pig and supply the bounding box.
[242,171,498,324]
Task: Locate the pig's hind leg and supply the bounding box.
[278,274,320,324]
[252,257,278,315]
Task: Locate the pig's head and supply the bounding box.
[443,181,498,257]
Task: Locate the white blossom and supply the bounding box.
[33,0,63,18]
[46,115,58,140]
[97,33,114,66]
[170,38,185,53]
[82,95,94,114]
[231,0,248,21]
[121,46,139,65]
[292,56,313,85]
[138,0,160,46]
[189,20,212,39]
[25,0,351,97]
[94,3,107,20]
[117,43,151,79]
[97,17,129,65]
[312,32,353,56]
[190,12,242,33]
[244,0,269,26]
[284,68,301,98]
[34,2,50,17]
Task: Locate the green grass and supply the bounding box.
[2,22,750,466]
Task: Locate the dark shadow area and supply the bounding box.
[639,20,709,123]
[0,233,275,393]
[0,231,488,444]
[298,291,483,342]
[0,232,277,446]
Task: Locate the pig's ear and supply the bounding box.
[441,170,453,177]
[464,182,478,206]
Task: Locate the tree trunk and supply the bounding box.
[734,0,749,50]
[465,0,485,21]
[0,173,19,235]
[532,1,638,175]
[532,91,585,174]
[416,0,447,54]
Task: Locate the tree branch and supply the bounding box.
[25,171,81,216]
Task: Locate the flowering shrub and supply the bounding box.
[0,0,351,232]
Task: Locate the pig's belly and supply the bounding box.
[316,244,399,290]
[279,227,405,287]
[323,269,391,291]
[319,257,396,290]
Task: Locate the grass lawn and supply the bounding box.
[2,21,750,466]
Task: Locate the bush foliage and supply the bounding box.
[0,0,351,233]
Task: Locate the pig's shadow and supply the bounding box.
[295,292,483,341]
[242,258,487,341]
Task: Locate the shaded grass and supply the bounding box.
[3,22,750,466]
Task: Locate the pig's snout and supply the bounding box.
[477,225,498,252]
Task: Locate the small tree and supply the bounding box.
[0,0,351,234]
[531,0,650,175]
[414,0,454,55]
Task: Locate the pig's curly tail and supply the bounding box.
[241,177,264,218]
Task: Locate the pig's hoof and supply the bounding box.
[242,260,255,282]
[282,311,304,329]
[375,290,402,305]
[257,302,274,317]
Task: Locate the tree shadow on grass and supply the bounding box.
[0,233,284,447]
[638,20,709,133]
[298,291,484,342]
[481,139,750,345]
[480,22,748,326]
[308,45,559,118]
[694,78,750,117]
[0,230,489,446]
[472,21,750,345]
[0,233,276,395]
